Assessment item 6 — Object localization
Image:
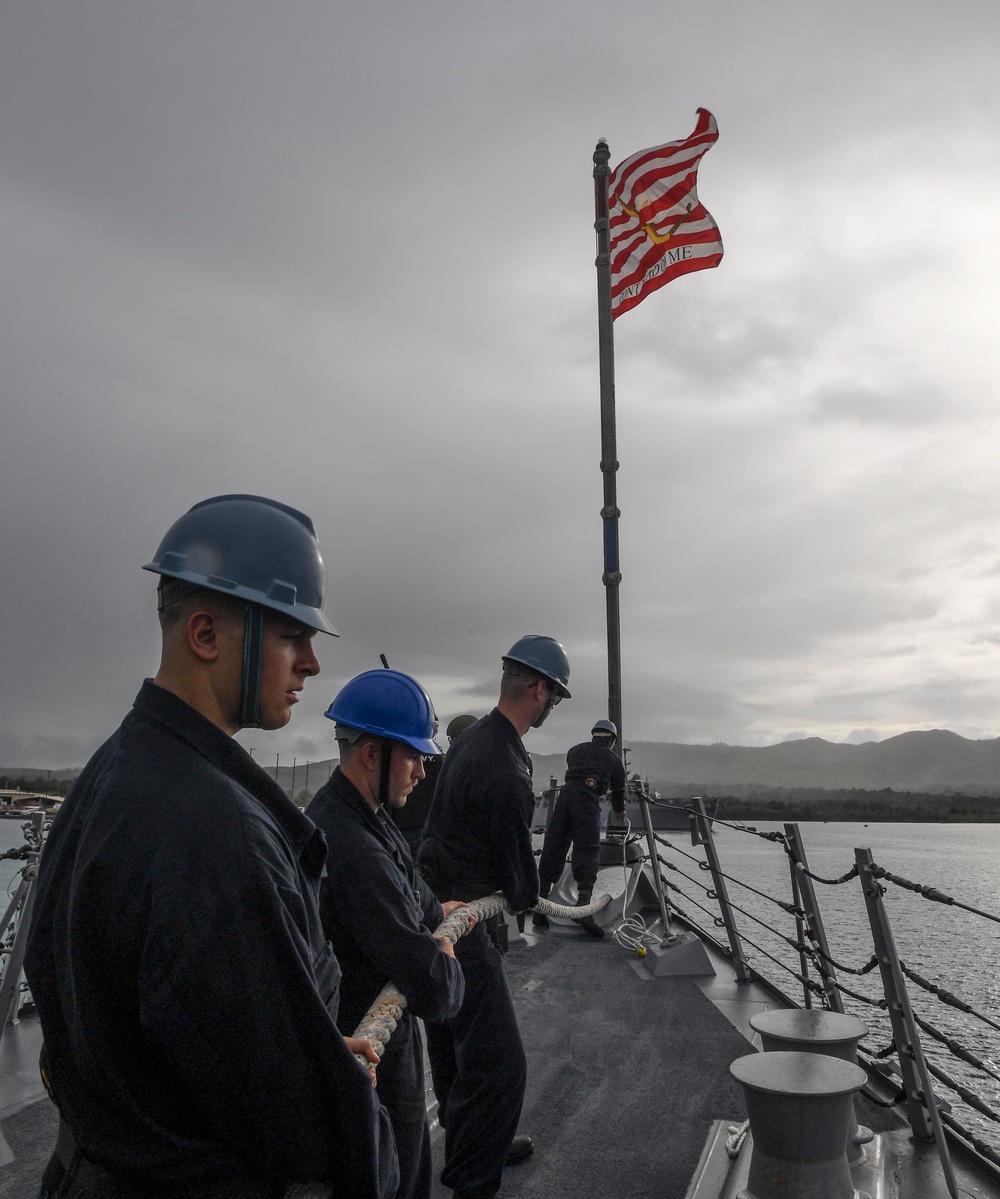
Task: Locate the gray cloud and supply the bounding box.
[3,0,1000,768]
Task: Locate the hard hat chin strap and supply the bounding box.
[239,605,266,729]
[378,741,393,809]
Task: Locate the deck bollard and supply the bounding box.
[749,1009,873,1165]
[730,1050,867,1199]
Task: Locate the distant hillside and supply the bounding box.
[531,729,1000,797]
[11,729,1000,804]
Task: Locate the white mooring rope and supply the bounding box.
[284,890,611,1199]
[351,891,612,1059]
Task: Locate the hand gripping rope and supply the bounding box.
[283,891,611,1199]
[350,891,612,1064]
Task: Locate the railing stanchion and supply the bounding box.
[856,847,960,1199]
[691,798,750,983]
[787,843,812,1008]
[0,811,46,1027]
[636,788,673,940]
[786,823,844,1013]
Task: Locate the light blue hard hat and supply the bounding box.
[144,494,335,729]
[502,635,571,699]
[143,494,336,635]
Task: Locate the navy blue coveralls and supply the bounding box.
[416,709,537,1199]
[306,768,465,1199]
[25,681,397,1199]
[537,740,627,900]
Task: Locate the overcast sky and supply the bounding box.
[3,0,1000,771]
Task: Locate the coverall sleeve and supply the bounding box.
[414,873,445,932]
[326,853,465,1024]
[484,775,539,912]
[138,803,398,1197]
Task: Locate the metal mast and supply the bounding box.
[593,139,623,751]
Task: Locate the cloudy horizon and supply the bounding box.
[3,1,1000,771]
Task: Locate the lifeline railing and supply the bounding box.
[645,802,1000,1199]
[0,810,47,1027]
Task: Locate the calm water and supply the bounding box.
[5,816,1000,1146]
[649,819,1000,1149]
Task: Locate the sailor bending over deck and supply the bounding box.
[533,719,628,937]
[25,496,398,1199]
[306,670,468,1199]
[417,635,572,1199]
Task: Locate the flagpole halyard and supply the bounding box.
[593,138,625,755]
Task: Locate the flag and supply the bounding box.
[608,109,723,318]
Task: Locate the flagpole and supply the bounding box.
[593,139,624,753]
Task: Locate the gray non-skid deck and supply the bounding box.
[3,921,758,1199]
[1,1014,54,1199]
[0,907,933,1199]
[447,923,753,1199]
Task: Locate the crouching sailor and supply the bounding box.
[25,495,398,1199]
[534,719,628,937]
[306,669,467,1199]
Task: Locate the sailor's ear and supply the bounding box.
[358,739,382,772]
[186,610,222,662]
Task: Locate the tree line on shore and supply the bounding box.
[6,770,1000,821]
[0,772,76,797]
[667,785,1000,822]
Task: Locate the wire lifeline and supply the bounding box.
[657,831,833,996]
[939,1110,1000,1169]
[901,963,1000,1034]
[782,849,860,888]
[671,822,897,1022]
[654,833,796,911]
[859,1039,898,1060]
[791,939,879,977]
[923,1060,1000,1127]
[0,846,33,861]
[870,864,1000,926]
[699,813,788,844]
[912,1014,1000,1085]
[668,818,1000,1148]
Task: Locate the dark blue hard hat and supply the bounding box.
[591,719,617,741]
[143,494,336,635]
[325,669,443,755]
[502,635,571,699]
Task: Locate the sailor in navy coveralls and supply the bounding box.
[306,669,467,1199]
[534,719,628,935]
[418,636,572,1199]
[26,496,397,1199]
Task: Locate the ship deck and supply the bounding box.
[427,908,914,1199]
[3,899,996,1199]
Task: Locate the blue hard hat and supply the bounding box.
[143,494,336,635]
[502,635,571,699]
[592,719,617,741]
[324,669,443,755]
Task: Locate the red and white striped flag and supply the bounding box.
[609,109,723,319]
